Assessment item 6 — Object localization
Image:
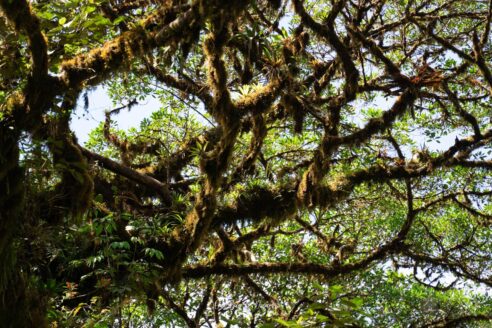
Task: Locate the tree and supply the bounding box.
[1,0,492,326]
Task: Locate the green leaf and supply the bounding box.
[84,6,97,14]
[144,248,164,260]
[110,241,130,250]
[258,324,276,328]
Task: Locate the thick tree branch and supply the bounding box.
[79,146,172,204]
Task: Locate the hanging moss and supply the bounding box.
[51,136,94,219]
[44,99,94,220]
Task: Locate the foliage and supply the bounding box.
[1,0,492,326]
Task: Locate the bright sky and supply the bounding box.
[70,86,162,145]
[71,86,463,154]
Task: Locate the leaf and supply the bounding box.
[84,6,97,15]
[258,324,276,328]
[275,319,301,327]
[110,241,130,250]
[113,16,126,25]
[71,303,86,317]
[144,248,164,260]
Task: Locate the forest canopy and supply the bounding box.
[2,0,492,326]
